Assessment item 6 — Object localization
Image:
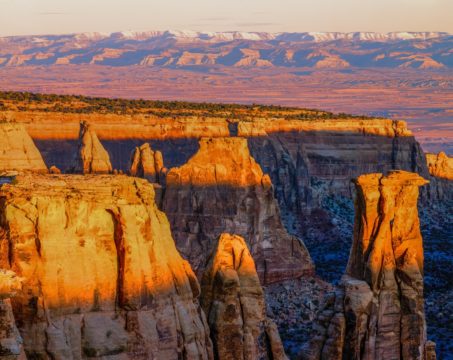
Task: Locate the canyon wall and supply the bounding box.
[301,171,435,360]
[162,137,314,284]
[0,174,213,359]
[201,233,287,360]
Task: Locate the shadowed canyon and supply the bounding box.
[0,92,451,359]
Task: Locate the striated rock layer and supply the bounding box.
[201,234,287,360]
[129,143,165,183]
[0,123,47,173]
[163,137,314,284]
[0,174,213,359]
[301,171,435,360]
[70,121,112,174]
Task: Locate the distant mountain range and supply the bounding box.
[1,30,451,69]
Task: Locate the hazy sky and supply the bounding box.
[0,0,451,36]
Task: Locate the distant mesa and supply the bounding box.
[0,31,450,69]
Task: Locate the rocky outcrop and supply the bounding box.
[129,143,165,183]
[201,233,287,360]
[0,123,47,173]
[163,137,313,284]
[0,270,24,359]
[0,174,213,359]
[426,152,452,180]
[300,171,434,360]
[70,121,112,174]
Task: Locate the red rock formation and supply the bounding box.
[163,137,314,284]
[0,174,213,359]
[0,270,24,359]
[300,171,434,360]
[201,234,287,360]
[70,121,112,174]
[426,152,452,180]
[129,143,165,183]
[0,122,47,173]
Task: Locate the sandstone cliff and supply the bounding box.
[426,152,453,180]
[201,234,287,360]
[0,123,47,173]
[0,270,24,359]
[70,121,112,174]
[129,143,165,183]
[300,171,435,360]
[163,137,314,284]
[0,174,213,359]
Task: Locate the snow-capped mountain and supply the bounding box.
[0,30,451,69]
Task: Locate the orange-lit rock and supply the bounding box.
[129,143,165,183]
[426,152,453,180]
[0,174,213,359]
[70,121,112,174]
[201,234,287,360]
[163,137,313,284]
[301,170,433,360]
[0,122,47,173]
[0,270,24,359]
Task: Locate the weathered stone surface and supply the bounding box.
[426,152,453,180]
[129,143,165,183]
[70,121,112,174]
[0,123,47,173]
[163,137,313,284]
[201,233,287,360]
[301,170,434,360]
[0,270,24,359]
[0,174,213,359]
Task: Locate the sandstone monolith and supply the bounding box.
[129,143,165,183]
[201,234,287,360]
[300,170,434,360]
[70,121,112,174]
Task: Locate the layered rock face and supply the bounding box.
[0,174,213,359]
[70,121,112,174]
[129,143,165,183]
[0,270,24,359]
[301,171,434,360]
[201,234,287,360]
[0,123,47,173]
[163,137,313,284]
[426,152,452,180]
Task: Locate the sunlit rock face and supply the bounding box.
[0,174,213,360]
[0,270,24,359]
[0,123,47,173]
[301,171,435,360]
[129,143,166,183]
[426,152,452,180]
[70,121,112,174]
[201,234,287,360]
[163,137,314,284]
